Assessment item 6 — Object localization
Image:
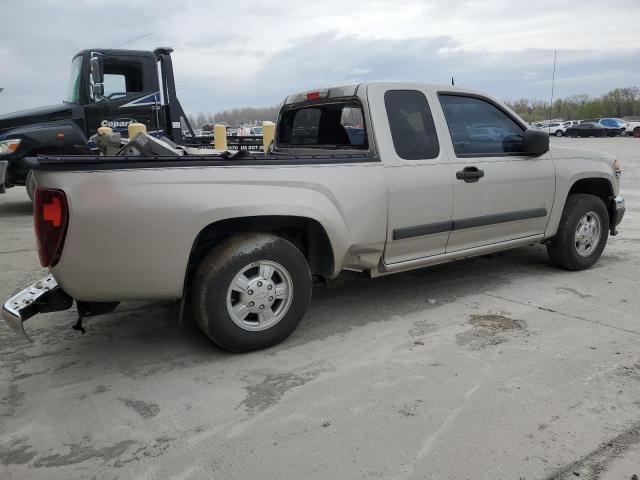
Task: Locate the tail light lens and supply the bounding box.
[34,187,68,267]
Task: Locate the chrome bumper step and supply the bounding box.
[2,275,73,341]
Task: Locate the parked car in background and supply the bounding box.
[469,126,506,141]
[599,118,625,136]
[565,122,607,137]
[546,122,567,137]
[623,120,640,137]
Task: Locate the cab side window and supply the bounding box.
[93,60,144,101]
[384,90,439,160]
[439,94,525,156]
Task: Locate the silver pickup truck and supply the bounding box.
[3,82,625,351]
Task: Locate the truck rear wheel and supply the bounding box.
[547,194,609,271]
[192,233,312,352]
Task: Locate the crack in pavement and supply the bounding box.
[543,421,640,479]
[483,293,640,337]
[0,248,36,255]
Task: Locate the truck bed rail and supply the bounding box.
[25,153,379,171]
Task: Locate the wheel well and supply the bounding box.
[186,216,334,284]
[568,178,614,219]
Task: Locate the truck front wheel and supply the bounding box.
[547,194,609,271]
[192,233,312,352]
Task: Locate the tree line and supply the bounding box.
[188,86,640,128]
[506,87,640,122]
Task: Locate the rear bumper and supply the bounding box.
[610,196,625,235]
[2,275,73,341]
[0,160,8,193]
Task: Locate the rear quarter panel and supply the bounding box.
[38,162,387,301]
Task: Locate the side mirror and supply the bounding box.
[522,128,549,155]
[92,83,104,97]
[90,56,104,84]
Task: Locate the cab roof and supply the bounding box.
[283,81,492,106]
[74,49,157,59]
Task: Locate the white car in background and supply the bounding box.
[546,122,568,137]
[622,120,640,137]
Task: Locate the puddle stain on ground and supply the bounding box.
[617,363,640,381]
[0,437,37,466]
[0,435,176,468]
[238,363,331,414]
[456,313,527,350]
[398,399,424,417]
[93,385,110,395]
[409,319,437,338]
[33,439,137,468]
[119,398,160,419]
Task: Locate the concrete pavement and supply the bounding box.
[1,137,638,479]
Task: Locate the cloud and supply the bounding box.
[1,0,639,115]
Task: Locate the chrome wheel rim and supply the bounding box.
[226,260,293,331]
[575,211,601,257]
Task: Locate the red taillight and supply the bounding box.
[306,91,321,100]
[34,187,68,267]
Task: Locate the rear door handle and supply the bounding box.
[456,166,485,183]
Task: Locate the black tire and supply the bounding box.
[555,130,563,137]
[547,194,609,271]
[25,171,36,201]
[192,232,312,352]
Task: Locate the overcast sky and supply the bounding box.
[1,0,639,115]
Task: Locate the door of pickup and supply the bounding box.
[447,155,555,252]
[366,85,453,264]
[438,94,555,252]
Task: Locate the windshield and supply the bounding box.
[65,56,83,103]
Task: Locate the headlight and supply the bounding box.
[0,139,21,156]
[613,159,622,177]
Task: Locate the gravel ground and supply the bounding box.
[1,137,639,480]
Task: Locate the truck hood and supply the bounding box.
[549,144,615,166]
[0,103,74,134]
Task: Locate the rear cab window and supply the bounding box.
[438,94,526,156]
[277,100,368,150]
[384,90,440,160]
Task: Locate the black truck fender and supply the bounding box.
[4,120,92,185]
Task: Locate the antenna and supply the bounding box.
[114,32,154,48]
[451,76,455,86]
[548,50,557,125]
